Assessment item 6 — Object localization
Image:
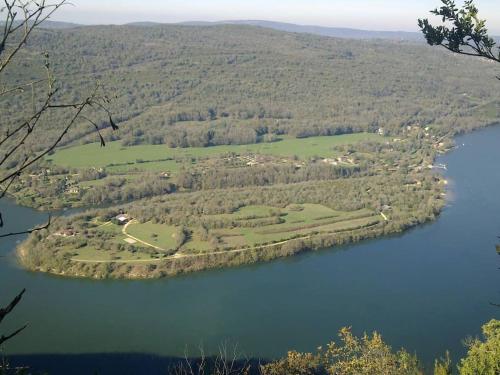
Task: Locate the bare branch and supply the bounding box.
[0,78,46,96]
[0,1,116,235]
[0,289,25,324]
[0,214,51,238]
[0,287,28,346]
[0,94,94,185]
[0,157,26,203]
[0,324,28,346]
[0,1,68,73]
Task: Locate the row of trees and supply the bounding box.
[176,163,363,191]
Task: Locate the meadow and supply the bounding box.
[125,222,178,250]
[63,204,383,263]
[48,133,382,172]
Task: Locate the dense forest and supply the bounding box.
[2,23,500,163]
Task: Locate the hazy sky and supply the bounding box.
[51,0,500,33]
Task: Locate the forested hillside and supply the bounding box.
[2,23,499,160]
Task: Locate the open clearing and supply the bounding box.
[69,204,383,263]
[68,246,155,262]
[48,133,382,171]
[125,221,178,251]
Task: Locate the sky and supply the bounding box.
[51,0,500,33]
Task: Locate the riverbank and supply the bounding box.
[16,171,446,279]
[16,221,403,279]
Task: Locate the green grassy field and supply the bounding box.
[69,246,155,262]
[125,222,178,250]
[96,222,122,234]
[68,204,382,263]
[48,133,382,171]
[222,205,378,246]
[200,204,380,249]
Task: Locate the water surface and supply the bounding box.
[1,127,499,374]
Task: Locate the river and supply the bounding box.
[1,127,499,374]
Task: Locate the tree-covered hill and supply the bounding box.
[2,23,499,162]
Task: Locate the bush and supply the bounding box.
[458,320,500,375]
[262,327,422,375]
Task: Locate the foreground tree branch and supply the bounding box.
[0,215,50,238]
[0,289,27,346]
[420,0,500,308]
[418,0,500,67]
[0,0,68,73]
[0,1,117,351]
[0,1,117,235]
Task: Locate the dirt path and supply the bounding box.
[71,258,164,264]
[71,234,314,264]
[122,220,167,251]
[72,219,384,264]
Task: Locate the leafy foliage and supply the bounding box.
[419,1,500,64]
[261,327,422,375]
[458,320,500,375]
[261,321,500,375]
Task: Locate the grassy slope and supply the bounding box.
[71,247,154,262]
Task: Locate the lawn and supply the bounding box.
[96,222,123,235]
[48,133,382,170]
[68,204,381,262]
[180,239,214,253]
[475,100,500,119]
[69,246,155,262]
[125,222,178,250]
[208,204,377,248]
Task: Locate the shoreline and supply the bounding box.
[11,127,473,280]
[17,204,443,280]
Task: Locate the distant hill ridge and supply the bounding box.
[27,19,423,41]
[177,20,424,41]
[0,20,80,29]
